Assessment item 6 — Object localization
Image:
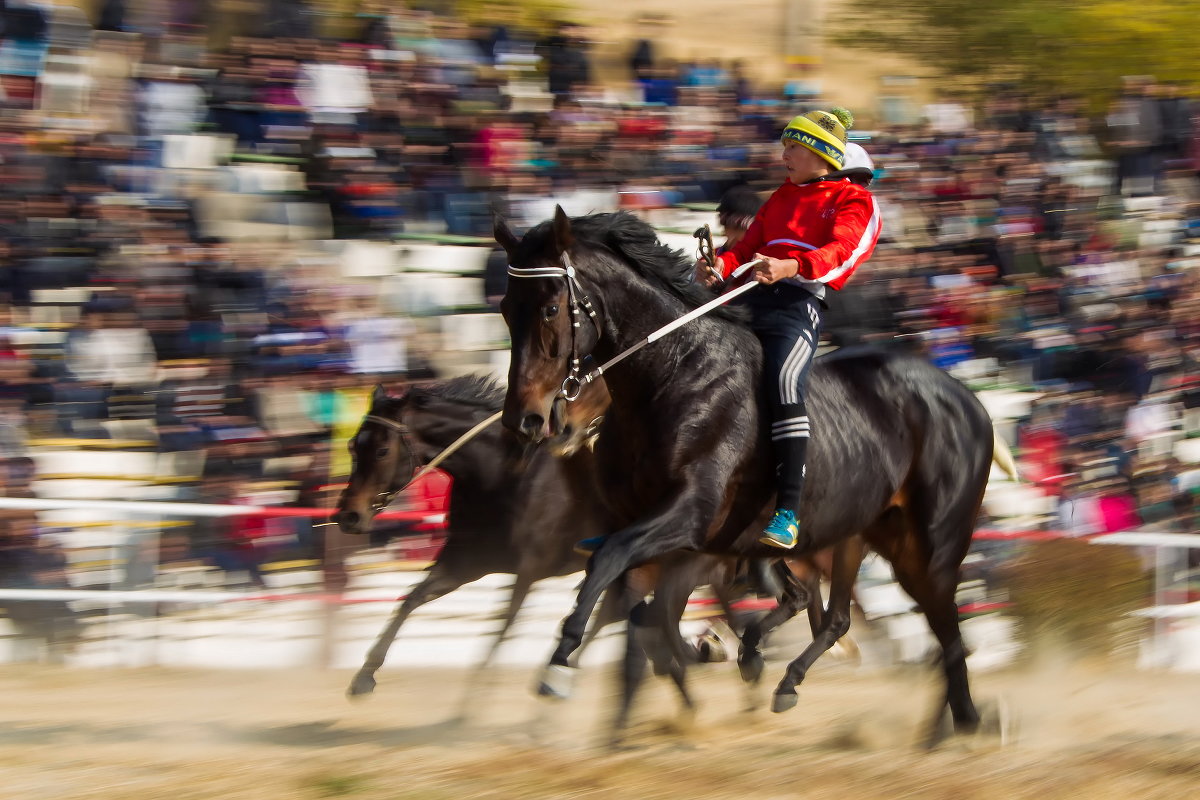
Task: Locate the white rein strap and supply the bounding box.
[421,411,503,477]
[363,410,503,506]
[507,254,762,398]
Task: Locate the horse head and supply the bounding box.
[496,206,602,444]
[332,383,428,535]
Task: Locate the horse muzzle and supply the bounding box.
[502,406,551,444]
[330,508,369,535]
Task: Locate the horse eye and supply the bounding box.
[376,447,389,458]
[543,304,559,321]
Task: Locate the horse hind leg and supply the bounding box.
[736,560,808,685]
[347,565,467,698]
[885,507,981,745]
[454,572,537,718]
[772,535,867,713]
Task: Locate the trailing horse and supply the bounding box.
[333,375,617,698]
[497,207,1008,743]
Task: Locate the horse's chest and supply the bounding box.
[590,457,665,522]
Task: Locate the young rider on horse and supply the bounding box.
[698,108,881,549]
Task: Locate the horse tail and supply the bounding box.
[991,429,1019,482]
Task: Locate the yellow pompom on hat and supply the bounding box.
[781,107,854,170]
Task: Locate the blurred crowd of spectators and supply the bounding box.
[831,78,1200,542]
[0,0,1198,618]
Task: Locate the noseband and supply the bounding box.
[507,251,599,402]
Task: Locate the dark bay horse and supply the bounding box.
[497,207,1004,741]
[333,375,617,697]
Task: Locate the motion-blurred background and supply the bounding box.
[0,0,1198,674]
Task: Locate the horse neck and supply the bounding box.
[587,259,689,357]
[418,408,512,492]
[585,257,737,397]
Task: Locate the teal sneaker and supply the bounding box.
[760,509,799,549]
[573,536,605,556]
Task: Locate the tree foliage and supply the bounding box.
[403,0,574,34]
[831,0,1200,100]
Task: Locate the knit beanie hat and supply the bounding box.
[781,107,853,170]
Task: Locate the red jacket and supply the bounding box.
[716,177,881,292]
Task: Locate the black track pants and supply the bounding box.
[747,284,822,514]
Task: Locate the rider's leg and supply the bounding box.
[751,289,821,549]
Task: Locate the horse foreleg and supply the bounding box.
[572,575,640,667]
[611,600,651,748]
[772,535,866,713]
[476,573,535,672]
[447,572,537,718]
[538,499,707,699]
[347,566,466,698]
[612,578,698,747]
[798,551,862,664]
[654,570,700,732]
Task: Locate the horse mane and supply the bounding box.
[522,211,748,323]
[410,374,506,411]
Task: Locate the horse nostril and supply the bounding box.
[520,413,545,439]
[335,510,361,531]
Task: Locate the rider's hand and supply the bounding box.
[695,258,721,288]
[752,254,800,285]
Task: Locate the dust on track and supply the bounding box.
[1,659,1198,800]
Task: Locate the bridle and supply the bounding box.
[357,407,504,514]
[360,413,421,513]
[507,251,600,402]
[507,248,763,405]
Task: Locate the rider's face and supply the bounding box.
[782,140,829,183]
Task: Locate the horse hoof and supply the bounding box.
[606,736,637,753]
[922,706,955,749]
[697,634,728,663]
[346,673,376,698]
[673,706,697,734]
[738,652,765,685]
[536,664,575,700]
[771,691,798,714]
[976,697,1017,747]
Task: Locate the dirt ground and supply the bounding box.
[1,657,1198,800]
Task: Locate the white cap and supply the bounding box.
[843,142,874,171]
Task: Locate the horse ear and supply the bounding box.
[493,213,520,257]
[552,205,573,256]
[372,383,388,404]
